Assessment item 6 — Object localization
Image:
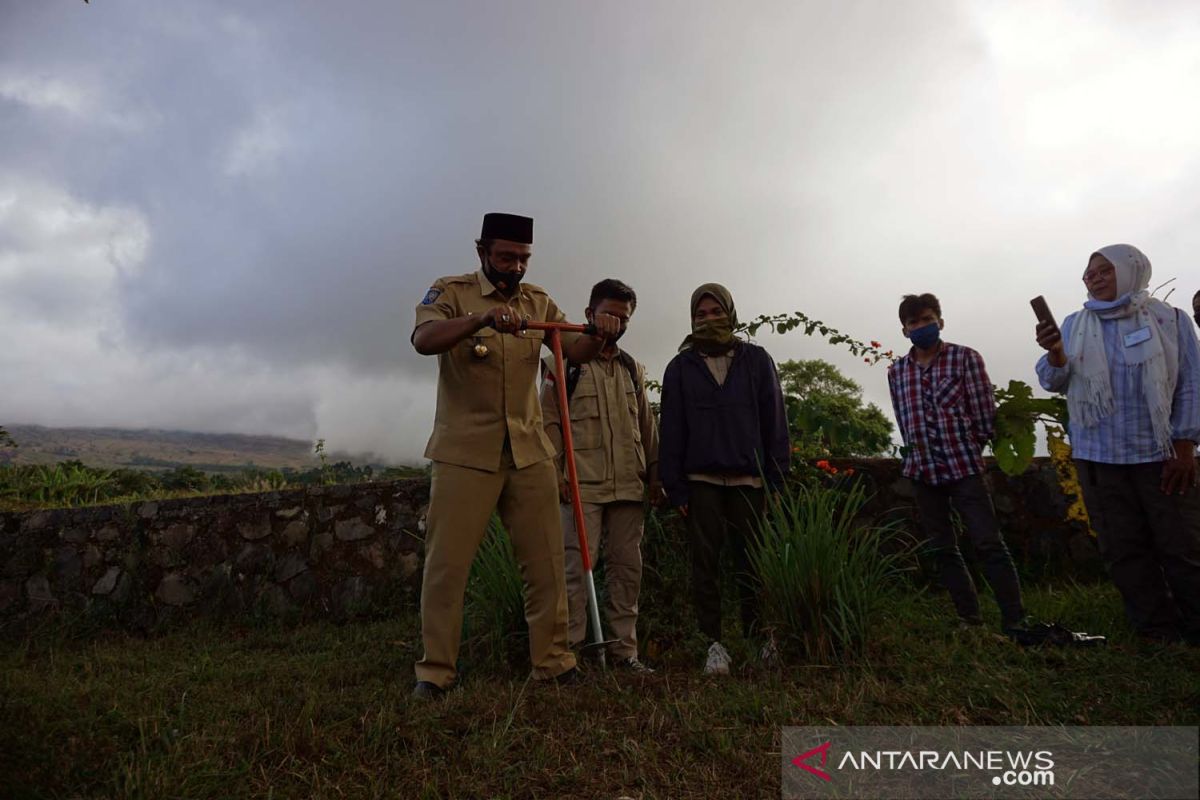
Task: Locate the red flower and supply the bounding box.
[829,467,839,474]
[815,459,830,470]
[870,340,882,348]
[864,357,871,363]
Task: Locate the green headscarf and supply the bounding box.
[680,282,739,353]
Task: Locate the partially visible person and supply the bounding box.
[659,284,790,675]
[1036,244,1200,645]
[409,212,620,700]
[540,279,660,673]
[1192,289,1199,328]
[889,293,1028,634]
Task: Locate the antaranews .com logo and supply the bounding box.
[792,740,1056,788]
[781,726,1197,800]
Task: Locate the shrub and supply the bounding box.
[0,461,116,507]
[750,478,908,664]
[158,466,211,492]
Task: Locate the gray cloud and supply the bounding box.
[3,1,1199,462]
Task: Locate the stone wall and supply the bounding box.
[823,456,1101,578]
[0,458,1100,635]
[0,480,428,636]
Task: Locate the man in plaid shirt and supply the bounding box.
[888,293,1026,632]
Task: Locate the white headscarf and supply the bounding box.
[1066,244,1179,453]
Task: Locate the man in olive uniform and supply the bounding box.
[411,212,619,699]
[540,279,661,672]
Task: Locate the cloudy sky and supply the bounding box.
[3,0,1199,463]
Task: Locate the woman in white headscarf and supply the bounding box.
[1035,244,1200,644]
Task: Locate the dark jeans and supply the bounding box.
[913,474,1025,627]
[686,481,766,642]
[1076,459,1200,641]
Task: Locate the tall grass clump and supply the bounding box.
[464,515,526,665]
[750,478,908,663]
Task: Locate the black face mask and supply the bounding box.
[482,258,524,294]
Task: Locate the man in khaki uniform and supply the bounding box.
[410,212,619,699]
[541,279,661,672]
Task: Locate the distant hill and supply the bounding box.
[0,424,378,472]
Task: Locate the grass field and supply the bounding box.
[2,582,1196,799]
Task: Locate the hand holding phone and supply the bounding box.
[1031,295,1056,329]
[1031,295,1066,364]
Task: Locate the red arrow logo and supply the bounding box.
[792,741,833,782]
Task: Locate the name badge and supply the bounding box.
[1123,326,1152,347]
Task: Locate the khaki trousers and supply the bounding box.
[561,501,645,659]
[416,454,576,688]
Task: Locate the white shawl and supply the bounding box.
[1066,244,1179,454]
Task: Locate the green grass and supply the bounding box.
[752,478,907,663]
[2,583,1196,799]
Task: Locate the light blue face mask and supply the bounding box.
[907,321,940,349]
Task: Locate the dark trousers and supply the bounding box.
[686,481,766,642]
[913,474,1025,627]
[1076,459,1200,641]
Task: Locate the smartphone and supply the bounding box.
[1030,295,1058,331]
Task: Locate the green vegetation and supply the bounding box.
[752,478,907,663]
[743,309,1072,474]
[463,516,526,668]
[2,582,1195,799]
[0,459,429,512]
[777,359,894,458]
[992,379,1069,475]
[0,424,325,471]
[0,448,1194,796]
[742,310,894,365]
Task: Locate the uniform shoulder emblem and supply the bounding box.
[421,287,443,305]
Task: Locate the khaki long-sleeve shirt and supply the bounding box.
[540,350,660,504]
[414,269,581,472]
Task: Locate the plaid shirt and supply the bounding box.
[888,342,996,486]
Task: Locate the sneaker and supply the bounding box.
[758,637,781,668]
[1006,620,1107,648]
[703,641,732,675]
[411,681,446,701]
[616,656,655,674]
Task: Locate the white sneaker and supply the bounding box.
[704,641,732,675]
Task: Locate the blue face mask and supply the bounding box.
[907,321,941,350]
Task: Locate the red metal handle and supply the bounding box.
[523,320,594,335]
[547,328,594,572]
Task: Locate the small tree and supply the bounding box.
[0,426,15,449]
[777,359,893,458]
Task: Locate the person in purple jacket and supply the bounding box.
[659,283,791,674]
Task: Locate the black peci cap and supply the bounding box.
[480,212,533,244]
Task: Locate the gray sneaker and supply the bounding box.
[703,641,732,675]
[758,636,781,668]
